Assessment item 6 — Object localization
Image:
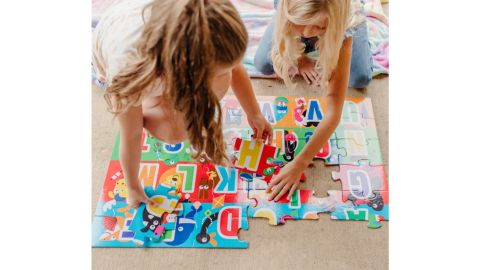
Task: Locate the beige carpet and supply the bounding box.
[92,5,388,269]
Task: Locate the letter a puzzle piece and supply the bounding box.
[233,138,279,181]
[331,161,388,202]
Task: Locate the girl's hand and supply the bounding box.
[127,184,158,209]
[298,55,320,86]
[266,159,307,201]
[247,113,273,144]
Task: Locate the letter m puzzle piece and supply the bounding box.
[233,138,279,181]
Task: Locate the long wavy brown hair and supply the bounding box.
[104,0,248,164]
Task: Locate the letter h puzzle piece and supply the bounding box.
[233,138,280,181]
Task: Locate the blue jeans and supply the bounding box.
[253,14,373,88]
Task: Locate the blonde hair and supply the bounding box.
[104,0,248,164]
[271,0,351,89]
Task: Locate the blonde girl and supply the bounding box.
[93,0,272,207]
[259,0,372,201]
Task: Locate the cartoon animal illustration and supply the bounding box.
[294,98,306,126]
[274,96,289,121]
[159,167,184,193]
[198,178,211,200]
[347,191,385,211]
[283,131,297,162]
[198,168,220,200]
[165,202,203,246]
[103,171,133,219]
[140,207,165,237]
[196,212,219,246]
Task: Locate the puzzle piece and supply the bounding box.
[191,203,249,248]
[128,184,181,245]
[151,140,194,165]
[332,161,388,202]
[324,138,347,165]
[233,138,279,180]
[247,189,335,225]
[327,190,388,228]
[336,138,383,165]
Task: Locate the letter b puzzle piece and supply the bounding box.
[233,138,279,180]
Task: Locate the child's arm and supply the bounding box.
[117,105,155,208]
[230,63,273,143]
[266,37,353,201]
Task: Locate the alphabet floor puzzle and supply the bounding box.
[92,96,389,248]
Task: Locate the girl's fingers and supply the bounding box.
[274,183,291,202]
[287,182,299,201]
[255,127,264,140]
[268,178,287,201]
[305,72,316,85]
[266,176,281,192]
[301,72,311,84]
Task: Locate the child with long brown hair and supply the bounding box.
[92,0,272,207]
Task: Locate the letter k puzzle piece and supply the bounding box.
[233,138,280,181]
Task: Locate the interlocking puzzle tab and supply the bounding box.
[247,189,335,225]
[93,96,388,248]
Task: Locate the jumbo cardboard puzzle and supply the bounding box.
[92,96,389,248]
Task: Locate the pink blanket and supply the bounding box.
[92,0,389,78]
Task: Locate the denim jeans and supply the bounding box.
[253,13,373,88]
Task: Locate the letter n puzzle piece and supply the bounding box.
[233,138,279,181]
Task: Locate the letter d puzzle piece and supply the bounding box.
[233,138,279,180]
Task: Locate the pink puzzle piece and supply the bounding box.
[331,160,388,202]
